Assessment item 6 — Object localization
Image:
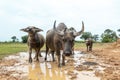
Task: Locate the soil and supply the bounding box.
[79,39,120,80]
[0,39,120,80]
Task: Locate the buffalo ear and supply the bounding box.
[32,26,43,32]
[73,21,84,36]
[20,28,25,31]
[56,27,67,35]
[55,30,64,36]
[20,26,31,32]
[35,28,43,32]
[20,28,28,32]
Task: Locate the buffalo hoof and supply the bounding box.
[39,54,42,57]
[45,58,47,61]
[58,64,61,67]
[53,59,55,62]
[34,56,36,59]
[40,55,42,57]
[36,58,39,62]
[62,63,65,66]
[29,58,32,63]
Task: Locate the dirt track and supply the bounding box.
[81,40,120,80]
[82,49,120,80]
[0,41,120,80]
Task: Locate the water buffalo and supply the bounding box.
[45,21,84,67]
[20,26,45,63]
[85,38,93,52]
[56,22,67,31]
[68,27,77,54]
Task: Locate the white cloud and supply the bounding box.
[0,0,120,41]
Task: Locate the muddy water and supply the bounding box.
[1,51,105,80]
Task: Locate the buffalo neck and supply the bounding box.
[28,33,40,44]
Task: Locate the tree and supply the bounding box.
[11,36,17,42]
[117,29,120,37]
[101,29,117,43]
[16,38,19,42]
[80,32,92,40]
[21,35,28,43]
[117,29,120,32]
[93,34,99,42]
[104,29,112,34]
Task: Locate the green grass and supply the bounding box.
[0,43,27,59]
[74,42,109,50]
[0,42,109,59]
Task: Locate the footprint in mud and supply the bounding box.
[82,61,98,66]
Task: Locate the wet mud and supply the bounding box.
[0,51,113,80]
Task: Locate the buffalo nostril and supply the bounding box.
[65,51,71,54]
[64,51,72,56]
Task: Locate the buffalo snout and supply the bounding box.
[64,51,72,56]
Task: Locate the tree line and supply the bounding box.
[10,28,120,43]
[80,28,120,42]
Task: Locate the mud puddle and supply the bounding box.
[0,51,107,80]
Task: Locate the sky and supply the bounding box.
[0,0,120,41]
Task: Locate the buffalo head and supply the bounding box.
[54,21,84,56]
[20,26,43,34]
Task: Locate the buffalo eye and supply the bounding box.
[63,38,67,42]
[70,39,74,42]
[72,39,74,42]
[29,29,32,31]
[26,28,29,31]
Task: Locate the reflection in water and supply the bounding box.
[18,51,101,80]
[28,62,67,80]
[1,51,102,80]
[28,52,100,80]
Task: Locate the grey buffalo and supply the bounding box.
[68,27,77,54]
[45,21,84,67]
[85,38,93,52]
[20,26,45,63]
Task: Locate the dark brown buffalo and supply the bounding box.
[45,21,84,67]
[20,26,45,63]
[85,38,93,52]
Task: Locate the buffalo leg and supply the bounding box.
[57,55,61,67]
[90,44,92,51]
[62,54,65,66]
[86,45,88,52]
[91,44,93,51]
[56,50,61,67]
[72,47,74,55]
[51,51,55,61]
[39,51,42,57]
[34,48,39,62]
[89,46,91,51]
[34,49,37,59]
[36,49,40,61]
[29,47,32,63]
[45,45,49,61]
